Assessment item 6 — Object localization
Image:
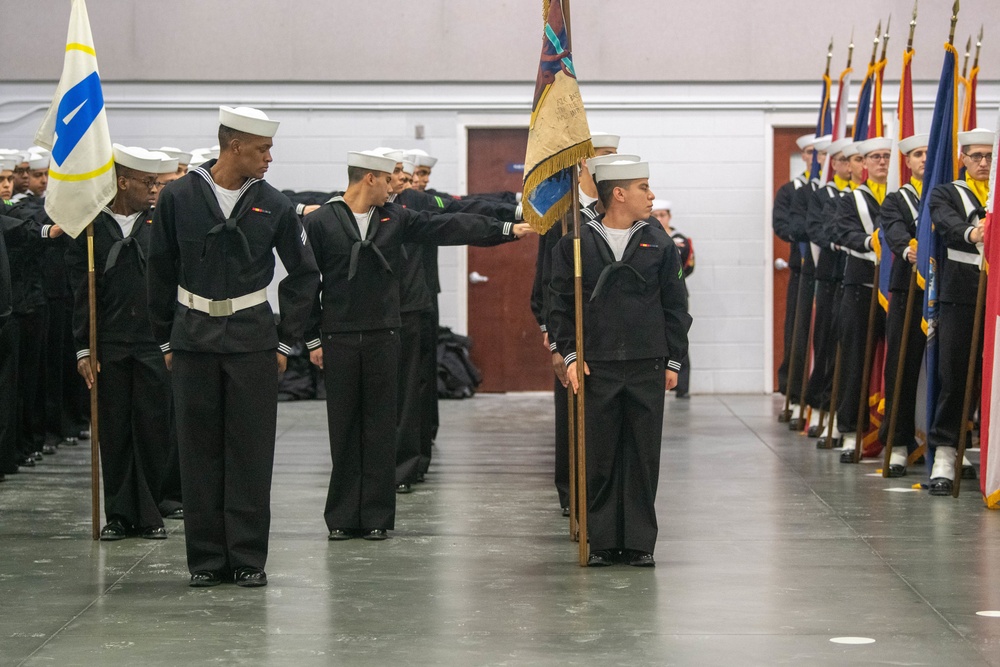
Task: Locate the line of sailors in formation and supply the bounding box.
[1,107,695,579]
[0,104,535,588]
[773,127,995,495]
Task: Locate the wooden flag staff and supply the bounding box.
[86,222,101,540]
[563,0,589,566]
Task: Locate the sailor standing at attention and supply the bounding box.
[147,106,319,588]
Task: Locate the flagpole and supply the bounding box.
[882,267,919,476]
[561,210,578,541]
[952,270,986,496]
[881,3,919,476]
[562,0,588,566]
[86,222,100,540]
[851,262,881,464]
[821,343,843,448]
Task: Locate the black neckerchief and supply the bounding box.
[586,219,648,301]
[193,162,260,262]
[100,207,148,274]
[327,197,391,280]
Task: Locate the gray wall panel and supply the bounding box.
[3,0,998,83]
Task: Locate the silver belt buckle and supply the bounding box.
[208,299,234,317]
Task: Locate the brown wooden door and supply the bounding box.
[466,128,551,392]
[772,127,807,390]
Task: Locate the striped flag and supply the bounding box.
[852,63,876,141]
[916,42,960,450]
[33,0,115,239]
[978,108,1000,508]
[962,63,979,131]
[827,64,853,183]
[522,0,594,234]
[809,72,833,180]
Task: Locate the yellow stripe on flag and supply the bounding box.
[66,42,96,56]
[48,157,115,182]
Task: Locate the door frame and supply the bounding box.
[455,113,531,334]
[762,111,816,393]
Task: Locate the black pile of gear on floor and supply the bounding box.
[436,327,482,399]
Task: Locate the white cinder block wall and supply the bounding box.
[1,81,996,393]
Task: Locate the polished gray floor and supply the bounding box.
[2,393,1000,666]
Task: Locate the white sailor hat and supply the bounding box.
[651,199,672,211]
[0,148,24,159]
[858,137,892,156]
[813,135,833,152]
[347,150,398,174]
[112,144,163,173]
[27,146,49,157]
[219,106,279,138]
[841,142,862,158]
[587,153,640,169]
[27,153,50,170]
[898,134,929,155]
[826,138,853,156]
[0,156,18,172]
[406,149,438,168]
[156,147,192,166]
[796,134,816,150]
[147,151,180,174]
[959,128,996,148]
[593,160,649,183]
[372,147,408,163]
[590,132,621,150]
[189,154,210,169]
[400,159,415,176]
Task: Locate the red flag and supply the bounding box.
[978,108,1000,508]
[897,49,915,184]
[962,65,979,131]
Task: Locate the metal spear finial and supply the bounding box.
[949,0,960,46]
[906,0,918,51]
[869,21,881,65]
[880,14,892,61]
[847,27,855,69]
[973,25,984,69]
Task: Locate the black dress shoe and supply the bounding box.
[42,444,58,456]
[77,430,90,440]
[189,571,223,587]
[962,465,978,480]
[31,451,44,462]
[395,483,412,494]
[587,550,615,567]
[416,472,426,483]
[626,550,656,567]
[362,529,388,541]
[234,567,268,588]
[61,437,79,447]
[887,464,907,478]
[100,520,129,541]
[929,477,954,496]
[840,450,858,464]
[19,456,35,468]
[328,529,354,541]
[139,526,167,540]
[164,508,184,520]
[561,506,570,517]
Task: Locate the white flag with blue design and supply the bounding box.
[34,0,116,239]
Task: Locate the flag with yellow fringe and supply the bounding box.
[522,0,594,234]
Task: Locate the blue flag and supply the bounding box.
[916,42,960,441]
[810,74,834,180]
[853,66,875,141]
